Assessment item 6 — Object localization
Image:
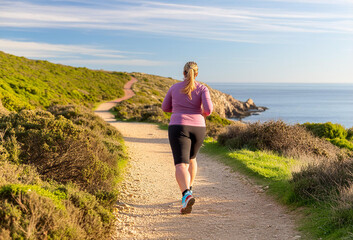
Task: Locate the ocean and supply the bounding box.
[207,83,353,128]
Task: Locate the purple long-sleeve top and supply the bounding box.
[162,81,213,127]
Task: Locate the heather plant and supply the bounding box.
[332,185,353,230]
[0,108,126,196]
[218,120,342,160]
[291,158,353,202]
[0,180,115,239]
[290,157,353,238]
[0,105,127,239]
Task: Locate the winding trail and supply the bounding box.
[94,77,301,240]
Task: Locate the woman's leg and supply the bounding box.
[175,163,190,192]
[188,158,197,188]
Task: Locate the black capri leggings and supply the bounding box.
[168,125,206,165]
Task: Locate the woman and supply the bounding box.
[162,61,213,214]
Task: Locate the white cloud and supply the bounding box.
[0,39,164,66]
[0,1,352,43]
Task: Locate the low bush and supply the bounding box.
[291,158,353,202]
[0,108,126,195]
[0,105,127,239]
[218,120,342,160]
[347,127,353,141]
[113,101,170,125]
[0,181,115,239]
[302,123,353,154]
[329,138,353,152]
[289,157,353,238]
[302,122,348,139]
[332,185,353,230]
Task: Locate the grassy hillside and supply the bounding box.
[0,52,129,239]
[0,51,130,111]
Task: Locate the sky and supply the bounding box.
[0,0,352,83]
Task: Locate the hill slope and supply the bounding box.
[0,52,129,239]
[0,51,130,111]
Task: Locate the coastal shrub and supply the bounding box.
[302,122,348,140]
[218,120,342,160]
[328,138,353,151]
[0,107,126,196]
[331,185,353,229]
[347,127,353,141]
[0,105,126,239]
[0,181,115,240]
[48,104,124,143]
[113,101,170,125]
[206,113,232,126]
[291,158,353,202]
[0,161,41,186]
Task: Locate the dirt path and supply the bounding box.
[94,78,301,240]
[95,77,137,112]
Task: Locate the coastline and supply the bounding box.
[208,82,353,128]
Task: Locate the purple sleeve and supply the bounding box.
[202,87,213,116]
[162,87,173,112]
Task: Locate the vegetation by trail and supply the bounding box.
[110,69,353,239]
[2,51,353,239]
[0,105,128,239]
[0,52,130,239]
[302,122,353,152]
[205,121,353,239]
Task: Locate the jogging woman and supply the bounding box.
[162,61,213,214]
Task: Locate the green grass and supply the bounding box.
[202,138,297,180]
[227,150,296,181]
[0,51,130,111]
[201,138,297,202]
[202,138,353,239]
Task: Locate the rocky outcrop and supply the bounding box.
[208,87,267,119]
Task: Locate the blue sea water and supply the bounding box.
[207,83,353,128]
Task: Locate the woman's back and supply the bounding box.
[162,81,213,127]
[162,61,213,215]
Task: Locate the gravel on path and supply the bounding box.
[94,77,301,240]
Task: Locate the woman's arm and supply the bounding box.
[201,87,213,116]
[162,87,173,112]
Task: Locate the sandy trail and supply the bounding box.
[94,78,301,240]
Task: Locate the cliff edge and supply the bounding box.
[208,87,267,119]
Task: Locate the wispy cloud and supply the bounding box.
[59,59,164,66]
[0,1,352,43]
[265,0,353,4]
[0,39,164,66]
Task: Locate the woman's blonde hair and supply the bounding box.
[182,61,198,99]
